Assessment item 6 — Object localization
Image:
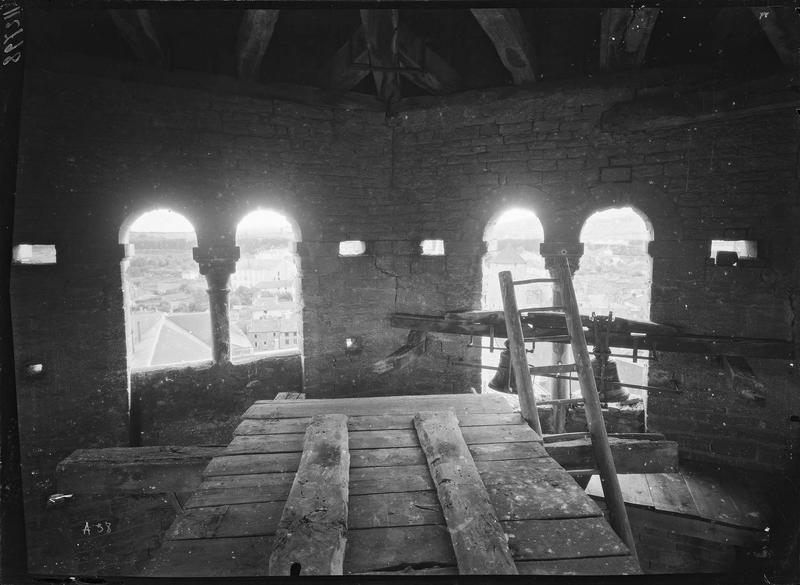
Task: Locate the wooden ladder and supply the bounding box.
[498,255,638,563]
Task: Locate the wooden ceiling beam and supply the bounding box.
[471,8,537,85]
[108,9,165,66]
[236,10,280,83]
[360,9,401,107]
[322,26,370,91]
[599,7,659,71]
[750,6,800,69]
[397,23,461,95]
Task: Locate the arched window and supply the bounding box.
[482,208,551,396]
[233,210,301,358]
[121,209,210,369]
[574,207,654,394]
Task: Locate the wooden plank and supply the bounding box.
[244,393,515,419]
[645,473,700,516]
[344,525,456,574]
[471,8,537,84]
[517,555,641,575]
[414,411,517,575]
[227,424,539,455]
[682,468,745,526]
[142,536,271,577]
[167,501,285,540]
[274,392,305,400]
[348,491,444,529]
[204,453,301,477]
[235,411,526,434]
[186,480,294,509]
[587,474,656,508]
[470,441,548,461]
[503,517,630,561]
[236,10,279,82]
[625,505,769,547]
[350,465,434,495]
[485,466,602,521]
[545,437,679,474]
[268,414,349,576]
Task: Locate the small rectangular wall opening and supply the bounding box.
[420,239,445,256]
[12,244,57,265]
[339,240,366,256]
[710,240,757,265]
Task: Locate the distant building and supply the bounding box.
[246,314,299,351]
[128,311,253,368]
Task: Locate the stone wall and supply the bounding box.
[11,63,799,536]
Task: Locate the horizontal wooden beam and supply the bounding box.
[471,8,537,84]
[546,436,679,474]
[389,313,794,359]
[108,9,164,66]
[236,9,279,82]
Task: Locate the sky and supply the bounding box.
[129,208,294,236]
[487,207,650,242]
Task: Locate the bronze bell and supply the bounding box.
[488,347,515,393]
[590,357,628,402]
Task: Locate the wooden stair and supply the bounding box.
[141,394,641,576]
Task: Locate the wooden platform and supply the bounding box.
[142,393,641,576]
[586,469,770,573]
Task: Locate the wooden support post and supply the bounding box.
[499,271,542,435]
[414,411,517,575]
[552,256,638,564]
[268,414,350,576]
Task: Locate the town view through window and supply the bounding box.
[232,210,299,357]
[124,208,300,370]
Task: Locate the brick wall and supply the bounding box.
[11,64,799,535]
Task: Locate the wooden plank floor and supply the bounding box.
[142,393,640,576]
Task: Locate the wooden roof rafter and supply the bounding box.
[108,8,165,67]
[236,9,280,82]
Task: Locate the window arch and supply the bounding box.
[120,209,211,369]
[233,209,301,358]
[481,208,551,396]
[574,206,654,396]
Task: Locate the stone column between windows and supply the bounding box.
[542,242,584,434]
[193,245,241,365]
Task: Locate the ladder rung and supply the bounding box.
[512,278,558,285]
[520,306,565,313]
[566,468,599,476]
[523,335,571,343]
[529,363,578,375]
